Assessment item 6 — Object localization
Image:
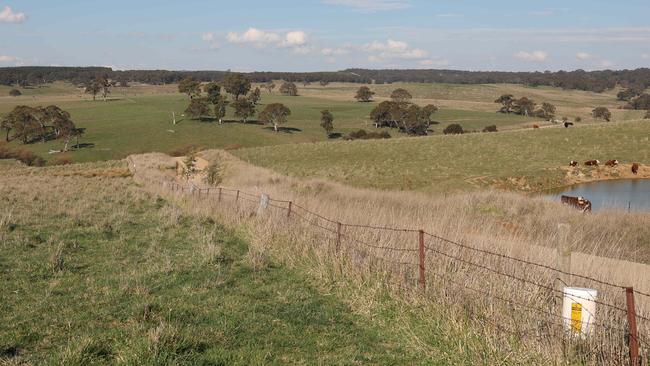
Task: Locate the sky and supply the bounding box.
[1,0,649,72]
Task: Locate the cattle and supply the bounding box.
[605,159,619,167]
[569,161,578,167]
[632,163,639,175]
[533,124,539,129]
[564,122,574,128]
[584,160,600,166]
[561,195,592,213]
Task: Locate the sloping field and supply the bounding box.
[233,120,650,193]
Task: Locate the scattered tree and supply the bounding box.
[513,97,536,117]
[390,88,412,105]
[85,80,101,101]
[263,81,276,94]
[443,123,464,135]
[536,102,556,120]
[97,77,112,101]
[302,80,311,87]
[1,105,79,148]
[592,107,612,121]
[617,85,644,101]
[248,87,261,105]
[259,103,291,132]
[203,82,222,104]
[279,81,298,96]
[9,89,21,97]
[213,96,229,124]
[178,77,201,99]
[319,80,329,87]
[184,98,211,120]
[575,116,582,122]
[354,86,375,102]
[223,73,251,100]
[320,110,334,136]
[626,93,650,110]
[232,98,256,123]
[495,94,515,113]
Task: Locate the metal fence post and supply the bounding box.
[556,224,571,294]
[418,230,425,289]
[625,287,640,366]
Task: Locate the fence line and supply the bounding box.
[127,158,648,364]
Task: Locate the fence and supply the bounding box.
[129,158,649,365]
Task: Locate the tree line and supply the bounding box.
[3,66,650,93]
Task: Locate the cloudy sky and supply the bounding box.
[1,0,649,72]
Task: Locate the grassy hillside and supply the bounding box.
[233,120,650,193]
[1,81,635,164]
[0,161,434,364]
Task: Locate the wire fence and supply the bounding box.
[129,157,649,365]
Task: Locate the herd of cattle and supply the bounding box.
[561,160,641,213]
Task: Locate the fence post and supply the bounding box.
[257,194,269,216]
[236,190,240,203]
[418,230,425,290]
[287,201,292,218]
[336,222,342,253]
[625,287,640,366]
[218,188,222,202]
[555,224,571,296]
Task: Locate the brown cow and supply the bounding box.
[533,124,540,129]
[569,160,578,167]
[561,195,592,212]
[605,159,619,167]
[584,160,600,166]
[632,163,639,175]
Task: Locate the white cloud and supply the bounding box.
[321,47,349,56]
[435,13,463,18]
[282,31,308,47]
[576,52,594,60]
[642,53,650,60]
[600,60,613,68]
[226,27,281,44]
[362,39,427,61]
[322,0,410,12]
[201,32,219,50]
[202,33,215,42]
[0,55,17,63]
[0,6,26,23]
[514,50,548,62]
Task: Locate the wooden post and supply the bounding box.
[257,194,269,216]
[287,201,292,218]
[236,190,240,203]
[418,230,425,289]
[555,224,571,296]
[625,287,640,366]
[336,222,342,252]
[218,187,222,202]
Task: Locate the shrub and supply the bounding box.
[644,110,650,119]
[9,89,21,97]
[443,124,464,135]
[575,116,582,122]
[482,125,497,132]
[346,129,391,140]
[592,107,612,121]
[0,144,45,166]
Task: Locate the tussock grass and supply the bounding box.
[130,150,650,364]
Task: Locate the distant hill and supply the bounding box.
[2,66,649,93]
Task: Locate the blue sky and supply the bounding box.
[1,0,649,71]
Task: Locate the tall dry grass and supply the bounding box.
[129,151,650,365]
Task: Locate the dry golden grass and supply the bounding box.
[130,150,650,365]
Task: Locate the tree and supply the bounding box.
[223,73,251,100]
[513,97,536,117]
[302,80,311,87]
[279,81,298,96]
[627,93,650,110]
[370,101,396,128]
[1,106,40,143]
[390,88,412,105]
[355,86,375,102]
[617,85,644,101]
[178,77,201,99]
[203,82,222,104]
[320,110,334,136]
[97,77,112,101]
[85,80,101,101]
[203,161,222,186]
[495,94,515,113]
[184,98,211,120]
[232,98,256,123]
[575,116,582,122]
[537,102,556,120]
[9,89,21,97]
[592,107,612,121]
[263,81,276,94]
[259,103,291,132]
[248,87,261,105]
[443,124,464,135]
[319,80,329,87]
[213,95,229,124]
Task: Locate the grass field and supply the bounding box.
[2,81,639,164]
[1,161,443,364]
[233,120,650,193]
